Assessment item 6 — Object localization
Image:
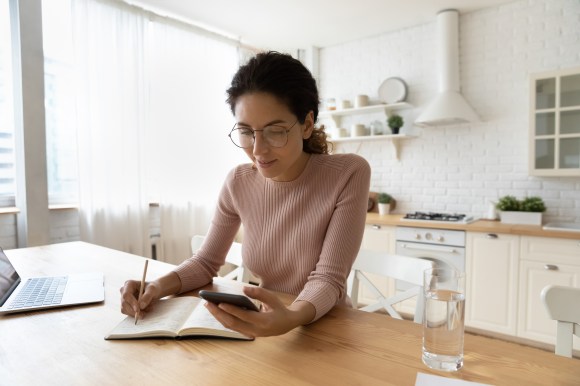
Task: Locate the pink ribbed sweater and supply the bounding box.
[173,153,371,321]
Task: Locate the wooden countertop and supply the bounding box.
[366,213,580,240]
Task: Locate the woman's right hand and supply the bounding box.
[120,279,162,318]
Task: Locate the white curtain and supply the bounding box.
[146,19,245,264]
[70,0,244,261]
[72,0,150,256]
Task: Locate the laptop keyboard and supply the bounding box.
[8,276,68,309]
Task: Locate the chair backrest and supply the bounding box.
[541,284,580,357]
[190,235,249,283]
[349,249,435,323]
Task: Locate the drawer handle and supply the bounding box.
[372,225,381,230]
[486,234,498,239]
[544,264,559,271]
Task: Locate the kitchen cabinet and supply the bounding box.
[465,232,519,336]
[319,103,415,160]
[355,224,397,306]
[529,66,580,176]
[361,223,396,253]
[517,236,580,350]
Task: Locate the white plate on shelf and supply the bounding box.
[378,77,407,104]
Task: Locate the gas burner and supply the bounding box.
[403,212,475,223]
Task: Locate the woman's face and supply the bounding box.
[234,92,313,182]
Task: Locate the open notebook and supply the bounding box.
[0,247,104,315]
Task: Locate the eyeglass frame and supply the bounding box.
[228,119,300,149]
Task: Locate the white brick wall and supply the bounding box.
[0,210,81,249]
[0,207,158,249]
[49,209,80,243]
[319,0,580,223]
[0,214,16,249]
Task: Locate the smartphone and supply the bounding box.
[198,290,260,312]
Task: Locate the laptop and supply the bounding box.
[0,247,104,315]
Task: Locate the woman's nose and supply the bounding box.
[252,132,269,155]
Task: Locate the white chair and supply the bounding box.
[541,284,580,358]
[348,249,434,323]
[190,235,250,283]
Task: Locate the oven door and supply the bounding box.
[395,241,465,272]
[393,240,466,317]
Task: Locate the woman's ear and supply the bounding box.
[303,111,315,139]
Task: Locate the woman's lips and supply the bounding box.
[256,159,276,169]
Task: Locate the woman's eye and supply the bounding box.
[266,127,285,136]
[239,128,253,136]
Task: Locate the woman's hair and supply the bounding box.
[226,51,331,155]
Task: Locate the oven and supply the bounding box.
[395,211,473,273]
[395,226,466,273]
[393,223,466,317]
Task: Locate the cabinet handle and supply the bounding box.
[486,234,498,239]
[372,225,381,230]
[544,264,559,271]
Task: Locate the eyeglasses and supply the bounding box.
[228,120,299,148]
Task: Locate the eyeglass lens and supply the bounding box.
[230,125,289,148]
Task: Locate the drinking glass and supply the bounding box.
[422,268,466,372]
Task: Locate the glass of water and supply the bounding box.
[422,268,466,372]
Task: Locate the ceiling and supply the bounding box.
[125,0,516,51]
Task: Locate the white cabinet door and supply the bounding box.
[356,224,396,304]
[361,223,396,253]
[518,236,580,350]
[465,232,519,335]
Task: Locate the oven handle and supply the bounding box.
[399,243,458,254]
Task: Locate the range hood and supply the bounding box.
[415,9,480,127]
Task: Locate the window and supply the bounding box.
[40,0,243,208]
[0,1,17,207]
[42,0,79,205]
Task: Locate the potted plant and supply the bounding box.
[520,196,546,213]
[377,193,393,215]
[387,114,404,135]
[496,195,546,225]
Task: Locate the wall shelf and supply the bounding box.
[320,102,415,160]
[329,134,415,160]
[319,102,412,126]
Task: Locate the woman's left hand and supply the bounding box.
[203,286,315,338]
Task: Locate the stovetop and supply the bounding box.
[402,211,476,224]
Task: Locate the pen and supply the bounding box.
[135,259,149,325]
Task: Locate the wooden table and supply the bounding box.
[1,242,578,385]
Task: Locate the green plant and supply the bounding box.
[387,114,404,129]
[520,196,546,212]
[496,195,546,212]
[496,195,520,211]
[377,193,392,204]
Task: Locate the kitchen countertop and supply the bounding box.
[366,213,580,240]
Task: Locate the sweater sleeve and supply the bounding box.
[172,168,241,293]
[294,155,371,321]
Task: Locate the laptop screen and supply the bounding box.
[0,249,21,306]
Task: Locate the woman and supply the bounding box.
[121,51,370,337]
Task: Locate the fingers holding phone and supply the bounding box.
[198,290,260,312]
